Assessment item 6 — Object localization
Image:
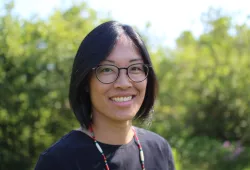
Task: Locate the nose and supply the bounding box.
[113,69,132,89]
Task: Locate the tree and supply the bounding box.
[0,1,104,169]
[151,8,250,170]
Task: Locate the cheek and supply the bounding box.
[89,78,110,107]
[136,80,147,98]
[90,82,102,99]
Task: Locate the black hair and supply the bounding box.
[69,21,158,128]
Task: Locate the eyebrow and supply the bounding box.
[103,59,143,63]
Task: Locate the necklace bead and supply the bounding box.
[88,125,145,170]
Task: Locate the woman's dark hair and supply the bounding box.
[69,21,158,128]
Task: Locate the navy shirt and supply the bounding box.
[34,127,175,170]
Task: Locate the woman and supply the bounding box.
[35,21,175,170]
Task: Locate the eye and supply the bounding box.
[97,65,117,74]
[101,67,113,73]
[131,66,142,71]
[129,64,144,73]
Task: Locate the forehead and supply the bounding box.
[105,34,143,63]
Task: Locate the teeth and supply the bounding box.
[111,96,132,102]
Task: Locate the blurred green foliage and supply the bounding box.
[0,1,249,170]
[150,8,250,170]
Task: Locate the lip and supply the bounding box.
[109,94,136,107]
[109,93,136,98]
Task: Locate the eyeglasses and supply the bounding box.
[92,63,151,84]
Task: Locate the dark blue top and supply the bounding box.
[34,127,175,170]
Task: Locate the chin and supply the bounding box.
[112,111,137,122]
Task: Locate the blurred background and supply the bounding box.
[0,0,250,169]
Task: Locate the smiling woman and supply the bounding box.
[34,21,175,170]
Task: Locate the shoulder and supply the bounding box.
[135,126,169,145]
[135,126,173,157]
[35,130,90,170]
[42,130,87,155]
[135,127,176,170]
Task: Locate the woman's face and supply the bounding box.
[89,35,147,123]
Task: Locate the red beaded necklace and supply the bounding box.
[88,125,145,170]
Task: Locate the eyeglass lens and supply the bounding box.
[95,64,149,84]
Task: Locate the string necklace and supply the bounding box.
[88,125,145,170]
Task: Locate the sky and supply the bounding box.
[7,0,250,48]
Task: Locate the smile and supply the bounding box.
[111,96,133,102]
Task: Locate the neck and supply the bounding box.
[90,115,134,145]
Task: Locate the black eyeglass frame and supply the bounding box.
[92,63,152,84]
